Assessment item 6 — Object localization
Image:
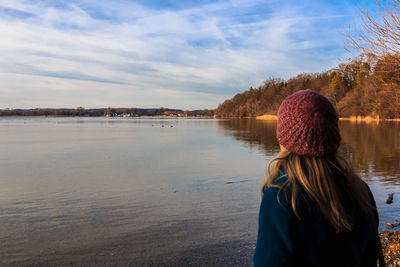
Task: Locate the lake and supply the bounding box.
[0,117,399,266]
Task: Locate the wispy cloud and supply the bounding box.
[0,0,357,109]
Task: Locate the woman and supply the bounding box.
[253,89,383,267]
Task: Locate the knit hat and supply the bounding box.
[276,89,341,157]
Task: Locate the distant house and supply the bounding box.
[106,112,118,117]
[163,111,176,116]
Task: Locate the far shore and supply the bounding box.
[255,114,400,122]
[0,115,214,118]
[3,114,400,122]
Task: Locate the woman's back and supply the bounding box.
[253,89,380,267]
[254,170,378,267]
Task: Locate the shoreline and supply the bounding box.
[0,115,214,119]
[255,114,278,120]
[255,114,400,122]
[381,230,400,266]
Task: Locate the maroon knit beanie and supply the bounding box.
[277,89,341,157]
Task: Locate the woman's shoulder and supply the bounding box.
[262,168,288,194]
[261,169,291,210]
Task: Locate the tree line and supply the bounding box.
[0,107,98,116]
[0,107,215,117]
[215,55,400,119]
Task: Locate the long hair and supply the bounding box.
[262,150,375,233]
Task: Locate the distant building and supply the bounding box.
[163,111,176,116]
[163,110,188,117]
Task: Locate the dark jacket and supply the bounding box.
[253,169,378,267]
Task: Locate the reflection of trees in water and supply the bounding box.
[217,119,280,156]
[339,121,400,184]
[218,119,400,185]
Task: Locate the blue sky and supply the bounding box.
[0,0,376,109]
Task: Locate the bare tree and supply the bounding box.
[75,106,86,116]
[346,0,400,65]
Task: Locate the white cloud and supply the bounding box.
[0,0,353,109]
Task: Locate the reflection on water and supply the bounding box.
[0,117,399,265]
[217,119,280,156]
[217,119,400,228]
[217,119,400,183]
[340,121,400,185]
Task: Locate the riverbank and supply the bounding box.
[340,116,400,122]
[255,114,400,122]
[381,230,400,267]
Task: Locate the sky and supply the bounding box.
[0,0,376,109]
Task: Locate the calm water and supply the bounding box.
[0,117,399,265]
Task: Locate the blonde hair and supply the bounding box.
[262,150,375,233]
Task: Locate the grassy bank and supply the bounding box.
[255,114,278,120]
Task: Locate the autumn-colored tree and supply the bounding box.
[214,57,399,119]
